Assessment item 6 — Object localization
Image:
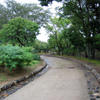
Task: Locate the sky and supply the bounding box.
[0,0,62,42]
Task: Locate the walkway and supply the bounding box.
[5,56,89,100]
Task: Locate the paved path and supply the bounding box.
[5,56,89,100]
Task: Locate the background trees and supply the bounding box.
[0,0,99,59]
[61,0,100,58]
[0,4,8,29]
[0,0,50,29]
[47,17,84,56]
[39,0,100,59]
[33,40,49,53]
[46,17,71,55]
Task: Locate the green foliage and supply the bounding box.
[0,0,50,29]
[44,0,100,59]
[60,0,100,58]
[33,54,40,60]
[0,4,7,29]
[33,40,49,53]
[47,17,76,55]
[95,34,100,50]
[39,0,62,6]
[0,45,34,71]
[0,17,39,46]
[74,56,100,66]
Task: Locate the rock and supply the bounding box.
[94,90,99,93]
[16,77,25,83]
[93,93,100,96]
[25,75,29,79]
[90,97,96,100]
[96,95,100,98]
[95,86,99,89]
[90,94,94,98]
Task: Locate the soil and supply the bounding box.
[0,60,44,88]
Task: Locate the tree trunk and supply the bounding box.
[91,49,95,59]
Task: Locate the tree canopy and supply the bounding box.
[0,0,51,29]
[0,17,39,46]
[33,39,49,53]
[0,0,100,59]
[40,0,100,59]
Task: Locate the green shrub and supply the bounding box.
[0,45,33,71]
[32,48,38,53]
[33,54,40,60]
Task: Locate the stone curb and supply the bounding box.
[0,62,47,93]
[82,64,100,84]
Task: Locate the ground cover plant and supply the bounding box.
[0,44,42,84]
[0,45,40,72]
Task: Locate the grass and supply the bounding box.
[0,75,7,82]
[60,55,100,66]
[75,57,100,66]
[24,60,40,68]
[53,54,100,66]
[32,60,40,65]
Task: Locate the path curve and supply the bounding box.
[5,56,89,100]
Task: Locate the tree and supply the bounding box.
[48,33,66,55]
[46,17,62,54]
[95,34,100,50]
[46,17,72,55]
[39,0,62,6]
[0,4,8,29]
[47,17,85,56]
[61,0,100,58]
[33,40,49,53]
[0,17,39,46]
[0,0,50,29]
[40,0,100,59]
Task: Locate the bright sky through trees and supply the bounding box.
[0,0,62,42]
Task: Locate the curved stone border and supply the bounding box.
[82,64,100,84]
[0,62,47,94]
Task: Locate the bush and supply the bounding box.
[33,54,40,60]
[0,45,33,71]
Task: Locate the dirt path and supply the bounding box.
[5,56,89,100]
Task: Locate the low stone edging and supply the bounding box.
[0,62,47,94]
[82,64,100,84]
